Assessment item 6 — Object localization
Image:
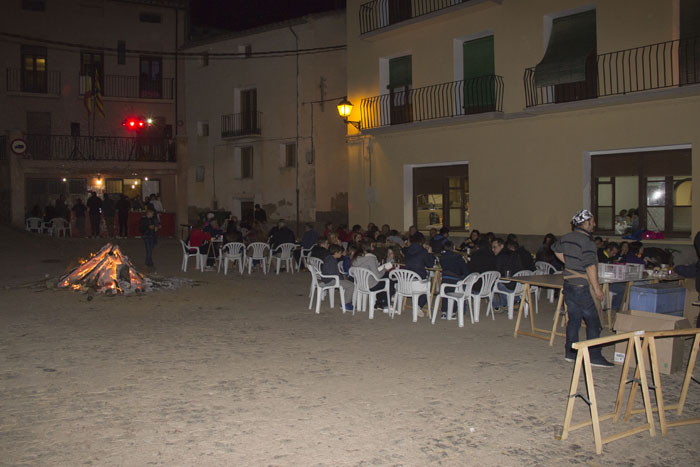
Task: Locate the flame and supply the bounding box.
[58,244,147,294]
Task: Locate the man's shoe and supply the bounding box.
[344,304,354,312]
[564,355,576,363]
[590,357,614,368]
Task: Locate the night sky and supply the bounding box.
[190,0,346,33]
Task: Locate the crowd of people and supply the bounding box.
[28,193,164,238]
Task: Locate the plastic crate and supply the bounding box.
[598,263,644,281]
[629,283,686,316]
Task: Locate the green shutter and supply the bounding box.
[535,9,596,87]
[463,35,494,80]
[463,36,495,111]
[389,55,412,89]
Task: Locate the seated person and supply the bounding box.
[429,227,450,254]
[268,219,295,249]
[507,234,535,271]
[351,240,392,308]
[536,233,564,270]
[300,223,318,250]
[336,224,352,243]
[403,233,436,315]
[598,242,619,264]
[224,216,240,243]
[625,241,646,265]
[321,244,355,311]
[459,229,480,251]
[203,218,223,238]
[310,237,330,260]
[440,240,470,281]
[614,241,630,263]
[386,229,405,247]
[468,237,496,275]
[491,239,524,312]
[188,220,214,266]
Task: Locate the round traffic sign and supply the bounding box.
[11,138,27,155]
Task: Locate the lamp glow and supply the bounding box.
[337,98,353,118]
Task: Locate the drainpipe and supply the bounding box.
[289,26,300,236]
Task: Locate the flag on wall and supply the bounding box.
[94,69,105,118]
[83,75,93,115]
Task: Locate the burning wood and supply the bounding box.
[58,244,150,294]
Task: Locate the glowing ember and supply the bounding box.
[58,244,150,294]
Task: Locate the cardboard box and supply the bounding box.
[613,310,691,375]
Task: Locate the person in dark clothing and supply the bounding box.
[102,193,116,237]
[268,219,296,248]
[86,191,102,238]
[468,238,496,274]
[459,229,480,251]
[44,204,56,223]
[139,207,159,268]
[438,240,471,316]
[597,242,619,264]
[321,244,354,311]
[492,239,524,311]
[72,198,87,237]
[254,204,267,224]
[116,194,130,238]
[55,195,68,221]
[440,240,470,280]
[536,233,564,270]
[300,224,318,250]
[429,227,450,253]
[403,233,436,314]
[310,238,330,260]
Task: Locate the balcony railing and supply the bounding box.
[359,0,479,35]
[6,69,61,95]
[524,36,700,108]
[23,135,176,162]
[221,112,262,137]
[359,76,503,130]
[79,74,174,100]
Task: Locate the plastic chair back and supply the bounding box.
[349,267,379,294]
[248,242,270,260]
[26,217,43,232]
[274,242,296,259]
[535,261,556,274]
[389,269,423,295]
[478,271,501,297]
[305,256,323,271]
[222,242,246,258]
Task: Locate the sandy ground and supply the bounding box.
[0,226,698,466]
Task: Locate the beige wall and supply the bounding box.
[345,0,699,238]
[183,11,347,226]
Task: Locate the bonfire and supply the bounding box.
[58,244,150,294]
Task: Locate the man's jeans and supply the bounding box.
[144,237,155,266]
[563,282,603,358]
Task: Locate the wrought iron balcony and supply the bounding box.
[23,135,176,162]
[6,69,61,95]
[359,76,503,130]
[524,36,700,108]
[221,112,262,138]
[359,0,495,35]
[79,74,174,100]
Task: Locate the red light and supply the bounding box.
[129,120,136,127]
[138,121,144,127]
[122,116,150,131]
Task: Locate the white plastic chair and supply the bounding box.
[48,217,71,237]
[494,270,533,320]
[305,256,324,299]
[432,273,479,327]
[296,247,312,271]
[269,243,296,274]
[389,269,431,323]
[25,217,43,233]
[180,240,202,272]
[349,266,391,319]
[470,271,501,322]
[246,242,271,274]
[307,263,346,314]
[219,242,246,275]
[536,261,558,303]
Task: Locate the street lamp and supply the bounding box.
[337,97,361,130]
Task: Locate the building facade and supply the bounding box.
[183,10,348,230]
[1,0,187,235]
[344,0,699,247]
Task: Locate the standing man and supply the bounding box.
[116,194,130,238]
[552,209,613,367]
[139,207,159,269]
[72,198,87,237]
[102,193,116,238]
[86,191,103,238]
